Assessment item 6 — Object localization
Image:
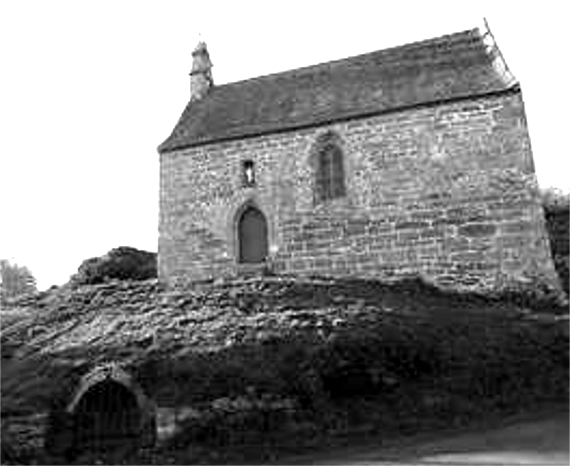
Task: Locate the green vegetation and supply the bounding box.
[0,259,36,306]
[69,247,156,286]
[541,188,569,296]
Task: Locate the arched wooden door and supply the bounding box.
[73,380,141,454]
[238,206,268,263]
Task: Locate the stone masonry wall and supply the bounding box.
[159,89,561,294]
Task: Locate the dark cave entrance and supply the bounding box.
[72,380,142,454]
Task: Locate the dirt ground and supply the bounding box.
[281,408,569,465]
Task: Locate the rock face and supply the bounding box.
[70,247,157,286]
[1,276,567,463]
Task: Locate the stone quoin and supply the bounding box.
[158,23,561,294]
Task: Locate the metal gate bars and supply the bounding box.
[73,379,141,455]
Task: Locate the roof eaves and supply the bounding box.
[157,101,194,153]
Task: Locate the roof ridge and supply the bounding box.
[213,28,479,90]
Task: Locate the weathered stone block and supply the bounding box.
[500,220,535,234]
[458,223,497,238]
[395,220,430,230]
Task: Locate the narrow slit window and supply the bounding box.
[242,160,256,187]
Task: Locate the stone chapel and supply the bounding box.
[158,23,561,294]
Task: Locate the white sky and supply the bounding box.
[1,1,568,291]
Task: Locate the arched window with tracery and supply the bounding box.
[313,132,346,203]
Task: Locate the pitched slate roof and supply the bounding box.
[158,27,517,153]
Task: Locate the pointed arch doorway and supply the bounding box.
[237,205,268,264]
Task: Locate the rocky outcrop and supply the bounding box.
[1,276,567,464]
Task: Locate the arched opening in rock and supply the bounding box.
[72,379,142,454]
